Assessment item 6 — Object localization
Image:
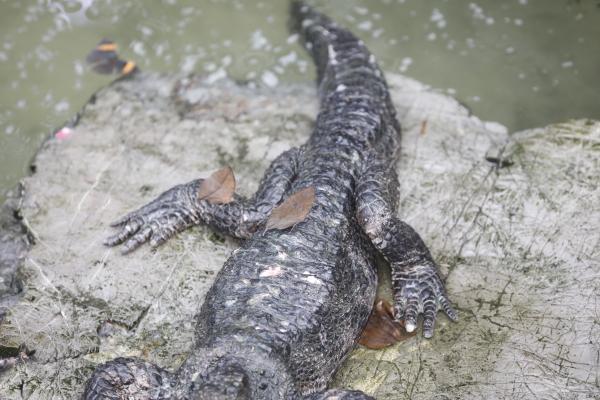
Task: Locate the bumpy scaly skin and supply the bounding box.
[355,156,457,338]
[85,2,456,399]
[104,147,302,253]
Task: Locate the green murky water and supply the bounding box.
[1,0,599,203]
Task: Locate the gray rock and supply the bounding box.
[0,72,597,399]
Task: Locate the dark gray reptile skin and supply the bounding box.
[84,2,457,399]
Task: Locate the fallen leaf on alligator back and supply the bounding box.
[265,186,316,231]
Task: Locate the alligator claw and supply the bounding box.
[392,262,457,338]
[105,180,202,253]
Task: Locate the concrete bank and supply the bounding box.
[0,72,598,399]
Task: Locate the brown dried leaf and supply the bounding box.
[197,166,236,204]
[265,186,315,231]
[358,299,415,350]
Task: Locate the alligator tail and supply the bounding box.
[290,1,402,153]
[289,0,343,85]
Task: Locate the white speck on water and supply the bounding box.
[369,54,376,64]
[430,8,447,29]
[447,88,457,95]
[279,51,297,66]
[514,18,523,26]
[181,7,194,16]
[287,33,299,44]
[261,70,279,87]
[372,28,384,38]
[16,99,26,109]
[54,100,69,113]
[426,32,437,41]
[399,57,413,72]
[469,3,485,20]
[471,95,481,102]
[139,26,153,37]
[251,30,269,50]
[155,42,167,58]
[5,125,15,135]
[130,40,146,56]
[205,68,227,84]
[466,37,476,48]
[354,6,368,15]
[358,20,372,31]
[485,17,494,25]
[297,60,308,73]
[518,0,527,4]
[35,46,53,62]
[561,61,574,69]
[0,52,7,62]
[505,47,515,54]
[518,72,526,79]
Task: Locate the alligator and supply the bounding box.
[83,2,457,399]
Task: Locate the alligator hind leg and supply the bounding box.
[105,147,302,253]
[355,155,457,338]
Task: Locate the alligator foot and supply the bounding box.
[391,261,458,338]
[105,179,204,253]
